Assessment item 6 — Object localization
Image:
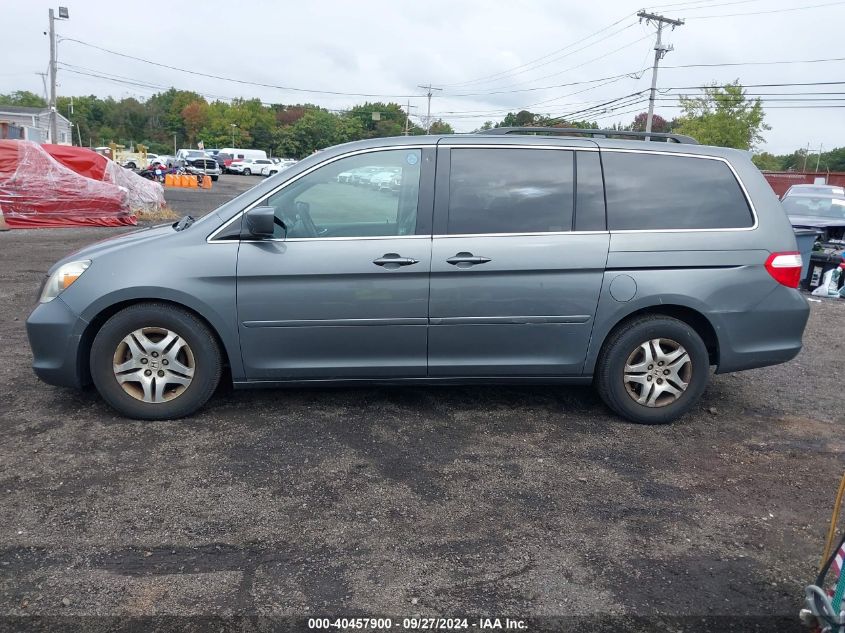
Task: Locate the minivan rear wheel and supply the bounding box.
[595,315,709,424]
[90,303,221,420]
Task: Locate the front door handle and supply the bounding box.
[373,253,419,270]
[446,252,492,267]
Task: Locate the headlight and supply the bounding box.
[39,260,91,303]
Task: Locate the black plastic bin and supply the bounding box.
[806,252,844,290]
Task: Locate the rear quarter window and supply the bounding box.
[603,152,753,231]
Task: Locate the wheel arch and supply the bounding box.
[77,297,238,387]
[586,302,720,375]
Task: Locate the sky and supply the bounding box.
[3,0,845,155]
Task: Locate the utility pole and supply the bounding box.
[802,142,811,171]
[48,9,57,143]
[815,143,824,172]
[404,100,418,136]
[417,84,442,133]
[47,7,69,144]
[638,11,683,138]
[36,72,48,103]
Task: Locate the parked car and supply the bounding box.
[26,128,809,423]
[229,158,274,176]
[781,190,845,243]
[369,167,402,191]
[782,184,845,199]
[265,159,297,177]
[183,156,221,181]
[174,149,206,163]
[350,166,387,185]
[213,152,233,172]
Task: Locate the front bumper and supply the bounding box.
[26,297,88,388]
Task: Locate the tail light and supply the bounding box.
[765,251,803,288]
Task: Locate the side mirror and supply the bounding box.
[243,206,277,239]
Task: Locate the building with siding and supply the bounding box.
[0,106,73,145]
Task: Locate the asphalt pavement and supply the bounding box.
[0,173,843,631]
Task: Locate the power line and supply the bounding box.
[60,37,422,99]
[448,33,654,95]
[440,22,640,90]
[689,0,845,18]
[441,68,651,97]
[647,0,765,12]
[663,55,845,70]
[57,66,350,113]
[549,92,649,122]
[440,14,638,88]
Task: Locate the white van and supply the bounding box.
[220,148,267,161]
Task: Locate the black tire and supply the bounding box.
[90,303,222,420]
[211,175,219,181]
[595,315,710,424]
[243,168,251,176]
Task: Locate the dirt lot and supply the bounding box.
[0,174,843,630]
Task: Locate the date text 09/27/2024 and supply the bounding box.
[307,617,528,630]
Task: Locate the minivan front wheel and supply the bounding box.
[596,315,710,424]
[90,303,222,420]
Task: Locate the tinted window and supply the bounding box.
[603,152,753,230]
[575,151,606,231]
[264,149,421,238]
[448,149,573,234]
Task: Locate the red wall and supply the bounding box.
[763,171,845,198]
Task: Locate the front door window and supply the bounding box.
[263,149,422,238]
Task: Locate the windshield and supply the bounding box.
[782,196,845,219]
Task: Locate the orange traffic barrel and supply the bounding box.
[189,175,198,188]
[179,174,190,187]
[164,173,175,187]
[202,175,212,189]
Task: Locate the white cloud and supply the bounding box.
[3,0,845,153]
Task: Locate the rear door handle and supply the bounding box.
[446,252,492,267]
[373,253,419,269]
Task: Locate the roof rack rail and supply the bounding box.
[478,127,698,145]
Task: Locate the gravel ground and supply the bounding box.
[0,174,843,630]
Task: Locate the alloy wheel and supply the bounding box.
[623,338,692,407]
[112,327,195,403]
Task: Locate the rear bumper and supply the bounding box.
[715,286,810,373]
[26,297,88,388]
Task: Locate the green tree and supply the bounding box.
[751,152,784,171]
[498,110,536,127]
[0,90,47,107]
[347,102,415,138]
[674,81,768,150]
[428,119,454,134]
[275,109,364,158]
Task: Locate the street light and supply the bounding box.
[230,123,237,148]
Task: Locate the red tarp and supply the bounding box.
[0,140,135,228]
[43,144,165,211]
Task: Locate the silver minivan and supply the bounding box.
[26,129,809,423]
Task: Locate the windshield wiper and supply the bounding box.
[173,215,195,231]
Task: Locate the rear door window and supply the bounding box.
[447,148,574,234]
[602,152,753,230]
